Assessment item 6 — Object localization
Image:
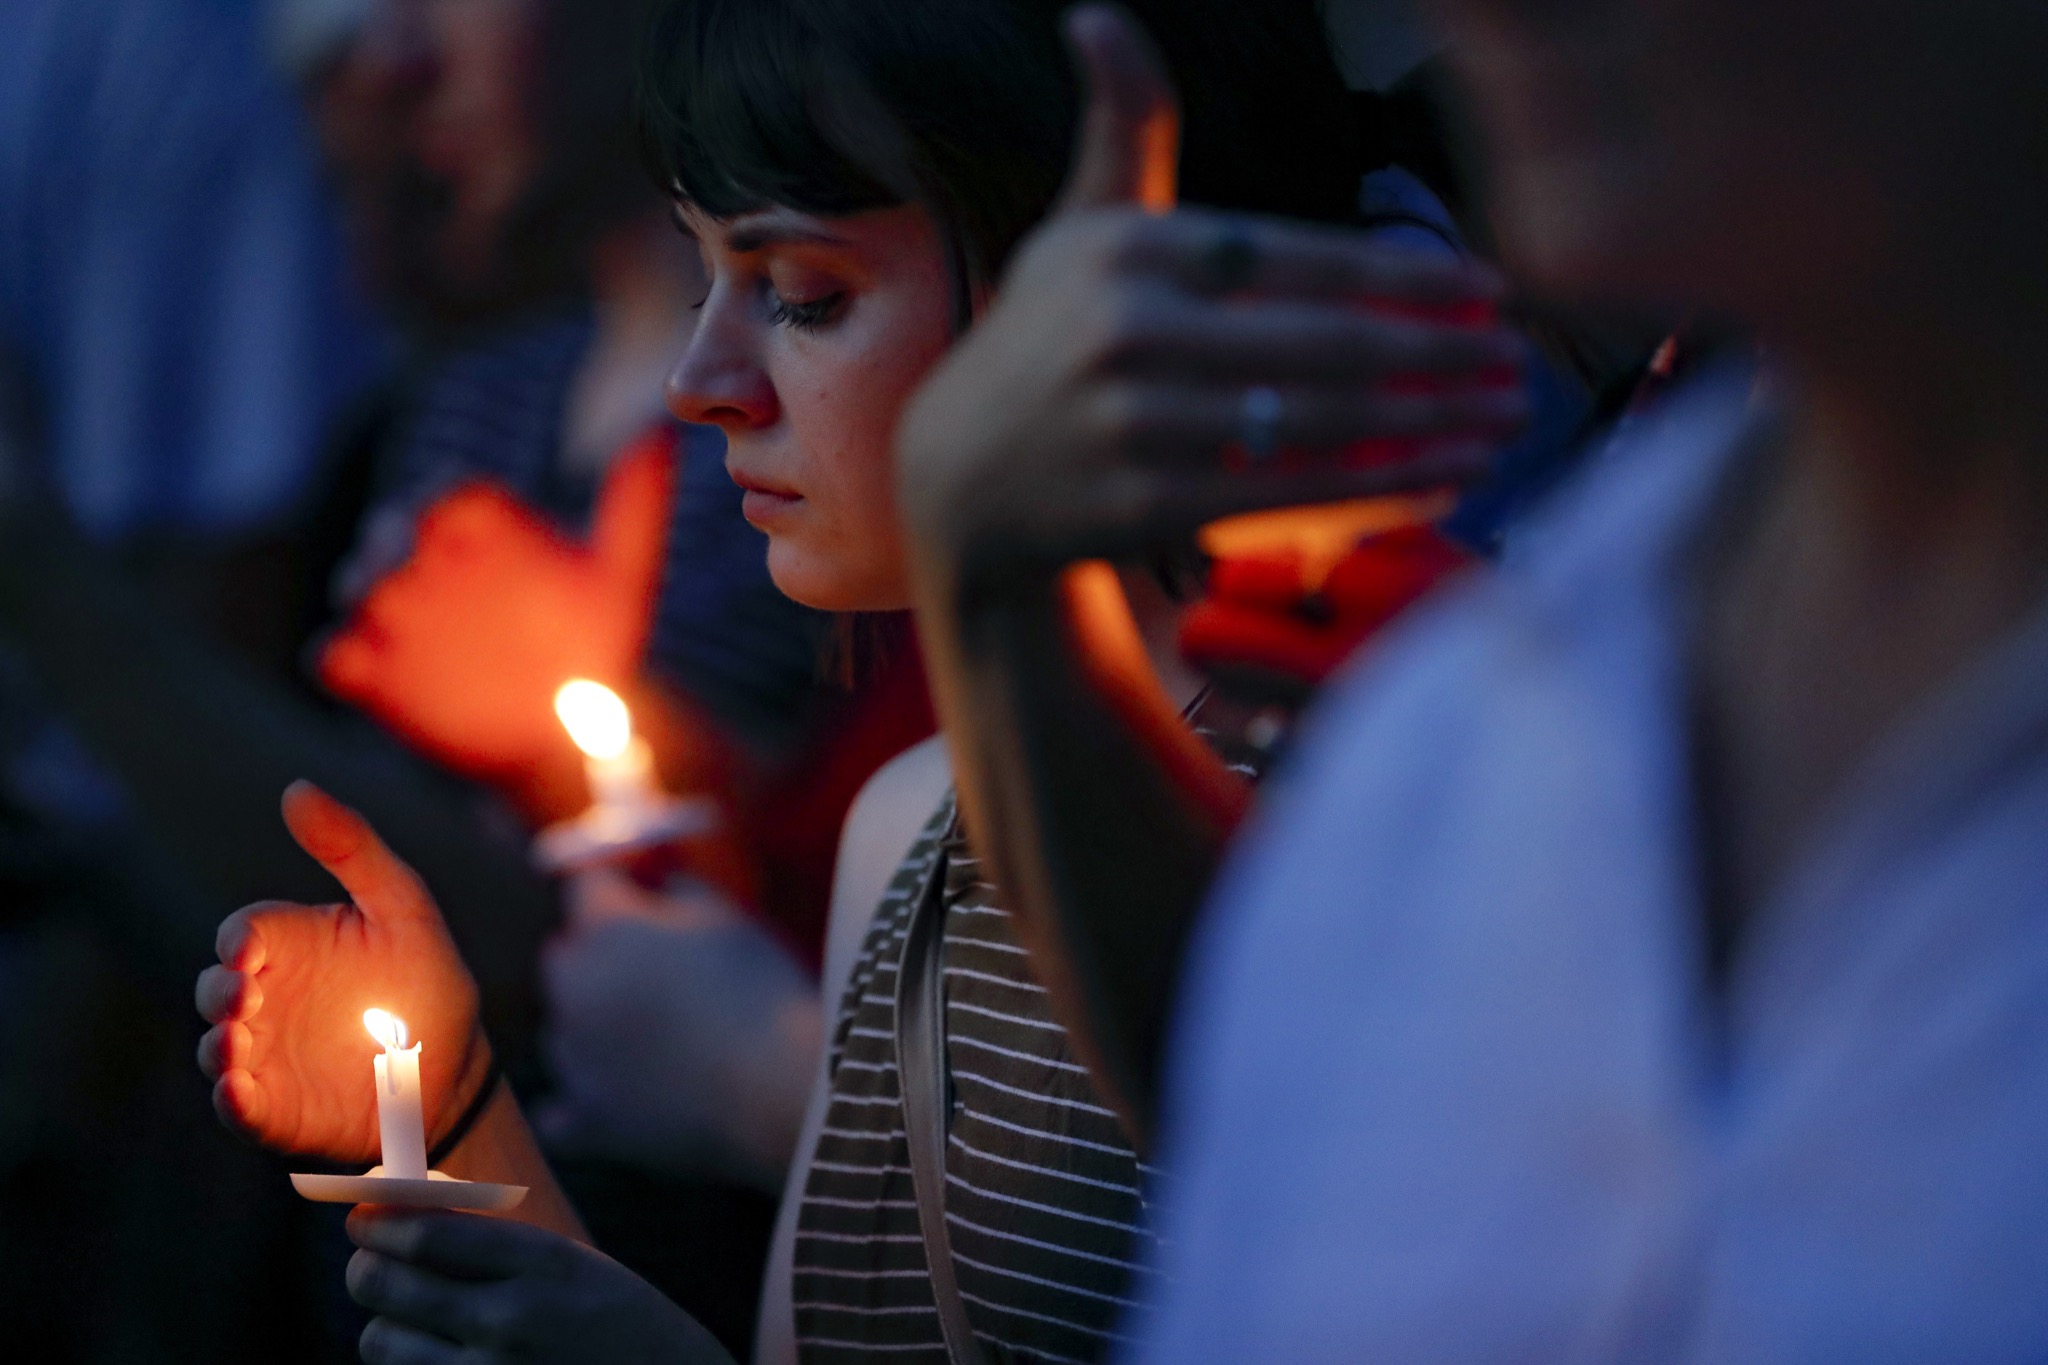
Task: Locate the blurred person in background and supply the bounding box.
[0,0,388,1359]
[0,0,388,550]
[0,0,897,1359]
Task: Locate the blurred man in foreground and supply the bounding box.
[1112,0,2048,1357]
[889,0,2048,1357]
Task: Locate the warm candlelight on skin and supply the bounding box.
[363,1007,427,1180]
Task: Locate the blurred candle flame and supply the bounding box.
[363,1008,410,1052]
[554,680,632,761]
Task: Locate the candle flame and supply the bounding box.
[554,679,632,761]
[363,1008,410,1052]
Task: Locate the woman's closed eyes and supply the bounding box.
[767,289,848,332]
[681,281,849,331]
[672,205,864,333]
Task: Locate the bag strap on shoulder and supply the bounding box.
[895,837,990,1365]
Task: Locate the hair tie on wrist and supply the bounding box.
[428,1053,504,1169]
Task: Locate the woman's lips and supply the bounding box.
[730,471,802,525]
[741,488,801,524]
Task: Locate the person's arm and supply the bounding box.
[910,561,1246,1144]
[897,7,1522,1143]
[437,1082,589,1241]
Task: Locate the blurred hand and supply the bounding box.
[318,433,675,786]
[534,869,821,1187]
[346,1208,734,1365]
[195,782,492,1163]
[896,4,1526,578]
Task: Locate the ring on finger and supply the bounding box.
[1199,219,1261,295]
[1238,386,1284,463]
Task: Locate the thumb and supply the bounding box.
[1055,3,1181,215]
[280,781,437,927]
[592,429,678,591]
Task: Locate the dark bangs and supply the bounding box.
[641,0,1364,287]
[639,0,1074,285]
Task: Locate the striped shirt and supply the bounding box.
[791,795,1164,1365]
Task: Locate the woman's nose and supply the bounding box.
[665,316,779,432]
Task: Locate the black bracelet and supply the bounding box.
[428,1053,504,1169]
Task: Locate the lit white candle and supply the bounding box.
[363,1008,428,1180]
[555,679,659,819]
[532,677,712,873]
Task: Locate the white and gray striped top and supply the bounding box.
[790,794,1162,1364]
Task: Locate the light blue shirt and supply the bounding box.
[1132,371,2048,1362]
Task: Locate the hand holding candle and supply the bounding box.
[195,782,491,1165]
[277,1002,524,1208]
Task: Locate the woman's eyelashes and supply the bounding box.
[767,289,848,333]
